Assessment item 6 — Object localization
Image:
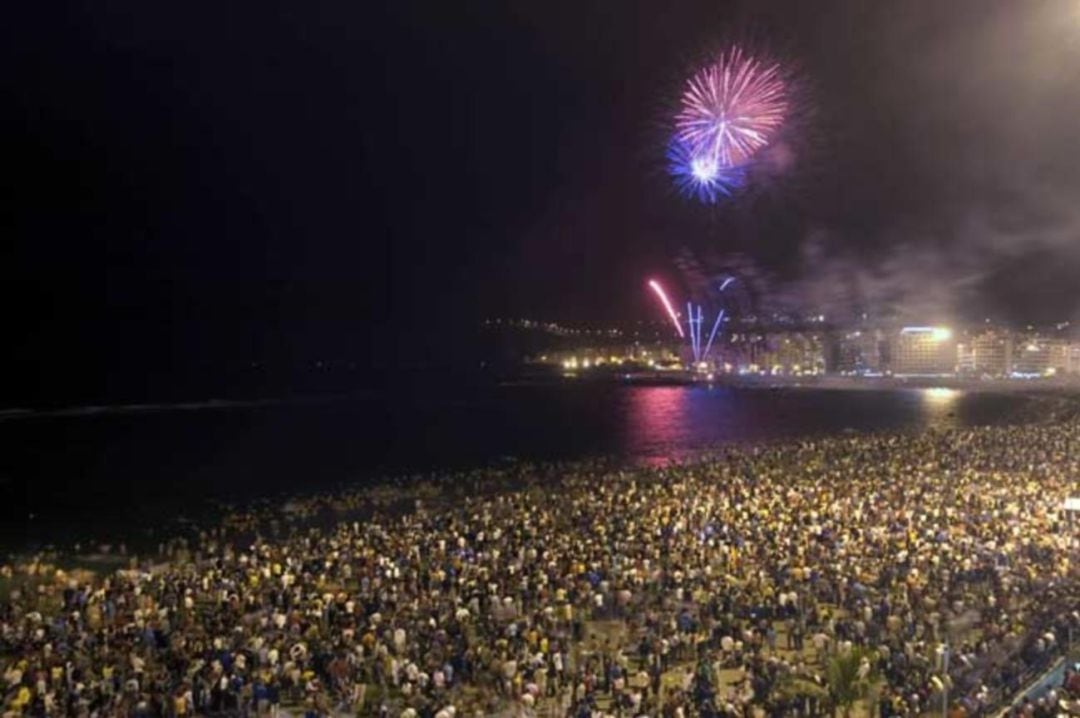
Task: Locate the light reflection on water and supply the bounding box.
[921,386,961,401]
[626,386,696,466]
[623,384,1029,466]
[920,387,962,420]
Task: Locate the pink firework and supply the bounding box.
[647,279,685,338]
[676,47,789,169]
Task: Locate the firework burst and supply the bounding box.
[676,46,789,168]
[666,136,744,204]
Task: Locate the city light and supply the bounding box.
[900,326,953,341]
[530,317,1073,381]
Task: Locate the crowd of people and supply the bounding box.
[3,421,1080,717]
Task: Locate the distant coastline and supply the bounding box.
[706,374,1080,394]
[548,367,1080,393]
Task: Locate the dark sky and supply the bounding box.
[4,0,1080,396]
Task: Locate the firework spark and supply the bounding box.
[667,137,742,204]
[702,309,725,361]
[648,279,685,338]
[675,46,789,170]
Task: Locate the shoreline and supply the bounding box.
[5,383,1080,561]
[716,374,1080,394]
[8,391,1080,567]
[4,384,1075,561]
[566,371,1080,395]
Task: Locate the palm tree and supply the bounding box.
[825,646,879,718]
[775,675,829,715]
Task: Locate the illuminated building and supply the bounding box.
[956,339,974,374]
[1068,344,1080,375]
[1050,342,1070,374]
[831,330,884,374]
[957,329,1013,377]
[734,331,825,375]
[892,327,956,376]
[1013,336,1067,376]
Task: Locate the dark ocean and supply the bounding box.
[0,382,1067,552]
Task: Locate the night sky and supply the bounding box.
[5,0,1080,401]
